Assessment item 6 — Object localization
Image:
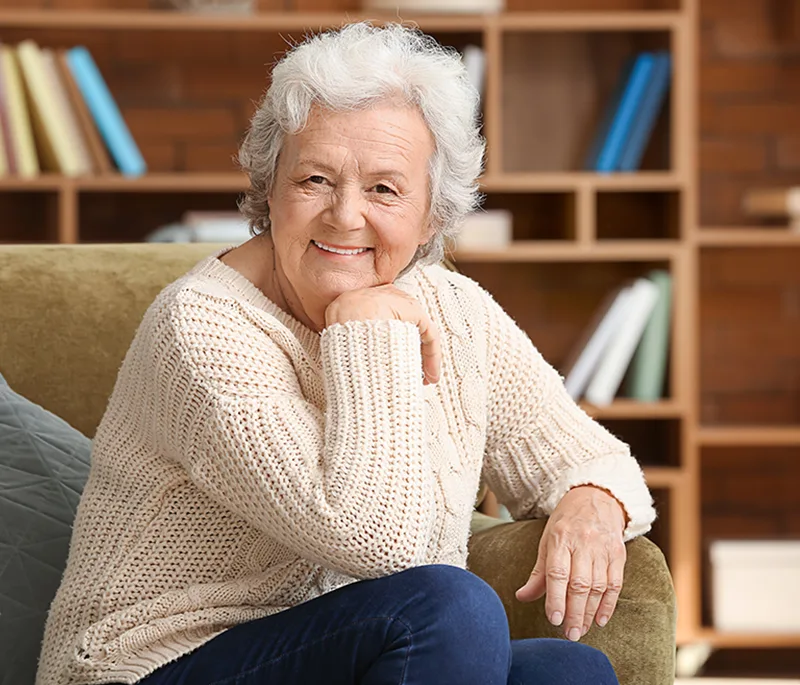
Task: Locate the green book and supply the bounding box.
[626,270,672,401]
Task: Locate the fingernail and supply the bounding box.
[598,615,609,627]
[568,627,581,642]
[550,611,563,626]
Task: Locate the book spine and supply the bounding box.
[66,46,146,177]
[595,52,656,173]
[626,270,673,401]
[0,46,39,177]
[618,52,672,172]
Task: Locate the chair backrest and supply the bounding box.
[0,243,225,437]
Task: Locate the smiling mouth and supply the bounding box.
[312,240,372,256]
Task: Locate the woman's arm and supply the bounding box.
[478,286,655,541]
[160,287,436,579]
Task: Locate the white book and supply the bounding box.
[584,278,660,406]
[563,285,633,400]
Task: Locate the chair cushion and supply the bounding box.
[0,373,91,685]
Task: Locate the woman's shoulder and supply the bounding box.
[410,262,497,317]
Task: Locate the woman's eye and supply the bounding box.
[374,184,395,195]
[307,175,326,185]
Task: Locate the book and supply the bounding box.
[584,277,660,405]
[0,44,38,177]
[625,270,672,401]
[584,58,635,171]
[40,48,93,176]
[17,40,81,176]
[66,46,146,177]
[0,45,12,175]
[462,45,486,99]
[742,186,800,218]
[55,49,113,175]
[618,51,672,172]
[595,52,657,173]
[562,283,634,401]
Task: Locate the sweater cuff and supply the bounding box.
[320,318,424,428]
[540,453,656,542]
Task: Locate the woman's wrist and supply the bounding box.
[567,484,629,531]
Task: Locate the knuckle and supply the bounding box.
[568,576,592,594]
[546,566,570,582]
[590,581,607,596]
[606,578,623,594]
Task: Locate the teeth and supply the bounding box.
[313,240,369,256]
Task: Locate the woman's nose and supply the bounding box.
[326,185,367,231]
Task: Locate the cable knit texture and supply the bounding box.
[36,247,656,685]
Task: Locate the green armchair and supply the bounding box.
[0,243,676,685]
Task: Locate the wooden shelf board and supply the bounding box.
[497,11,682,31]
[579,399,684,419]
[0,173,249,192]
[697,227,800,247]
[451,240,681,262]
[693,628,800,649]
[481,172,682,192]
[0,9,681,32]
[642,467,684,489]
[699,426,800,447]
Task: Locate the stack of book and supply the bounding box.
[561,270,673,405]
[0,41,146,178]
[742,186,800,231]
[584,51,672,173]
[145,211,251,244]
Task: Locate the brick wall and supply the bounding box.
[700,0,800,225]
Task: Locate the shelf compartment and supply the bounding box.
[77,191,243,243]
[452,259,670,371]
[597,418,681,468]
[480,192,576,241]
[700,446,800,631]
[597,190,680,240]
[0,191,60,243]
[700,247,800,427]
[500,30,672,174]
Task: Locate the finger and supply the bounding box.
[417,313,441,384]
[515,537,548,603]
[563,548,592,642]
[582,558,607,637]
[543,541,571,629]
[596,544,626,627]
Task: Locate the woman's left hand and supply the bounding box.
[515,485,628,641]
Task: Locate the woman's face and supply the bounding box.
[267,103,435,326]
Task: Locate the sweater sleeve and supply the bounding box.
[478,287,656,541]
[161,288,436,579]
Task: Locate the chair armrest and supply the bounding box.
[467,518,676,685]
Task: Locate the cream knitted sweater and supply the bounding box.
[37,248,655,685]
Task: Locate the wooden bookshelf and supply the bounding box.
[2,0,798,662]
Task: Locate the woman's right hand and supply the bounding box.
[325,285,442,385]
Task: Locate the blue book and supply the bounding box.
[66,46,146,177]
[618,52,672,172]
[595,52,656,173]
[584,58,635,171]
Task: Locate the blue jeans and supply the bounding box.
[137,565,618,685]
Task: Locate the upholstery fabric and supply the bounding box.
[468,518,677,685]
[0,373,92,685]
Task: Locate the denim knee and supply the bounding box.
[393,565,511,673]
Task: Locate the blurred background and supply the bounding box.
[0,0,798,681]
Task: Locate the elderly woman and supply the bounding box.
[38,22,656,685]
